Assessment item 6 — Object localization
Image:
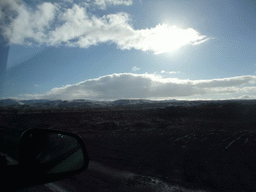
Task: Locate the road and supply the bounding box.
[16,160,206,192]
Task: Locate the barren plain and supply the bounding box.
[1,101,256,191]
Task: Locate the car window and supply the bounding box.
[1,0,256,191]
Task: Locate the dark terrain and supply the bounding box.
[1,100,256,191]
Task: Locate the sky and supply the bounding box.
[0,0,256,100]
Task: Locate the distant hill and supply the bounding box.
[1,98,256,110]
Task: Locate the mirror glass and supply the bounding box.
[22,132,84,174]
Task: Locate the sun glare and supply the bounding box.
[140,24,208,54]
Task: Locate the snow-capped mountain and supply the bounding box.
[1,98,256,109]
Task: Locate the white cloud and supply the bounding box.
[169,71,179,74]
[24,74,256,100]
[1,1,209,54]
[125,24,209,54]
[132,66,140,71]
[161,70,179,74]
[1,1,58,44]
[63,0,74,3]
[91,0,133,9]
[236,95,256,100]
[193,76,256,88]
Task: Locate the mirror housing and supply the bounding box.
[4,129,89,190]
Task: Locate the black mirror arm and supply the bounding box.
[1,165,33,190]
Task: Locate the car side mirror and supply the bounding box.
[16,129,89,189]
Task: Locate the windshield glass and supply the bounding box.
[1,0,256,191]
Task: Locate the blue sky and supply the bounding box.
[1,0,256,100]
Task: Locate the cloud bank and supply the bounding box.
[0,0,209,54]
[25,73,256,100]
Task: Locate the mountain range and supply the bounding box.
[1,98,256,110]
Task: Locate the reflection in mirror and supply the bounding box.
[23,132,84,174]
